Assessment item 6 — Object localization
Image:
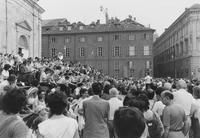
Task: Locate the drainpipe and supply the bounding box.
[5,0,8,53]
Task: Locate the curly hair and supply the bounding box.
[114,107,146,138]
[2,88,26,114]
[46,91,68,117]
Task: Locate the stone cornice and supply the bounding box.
[23,0,45,13]
[155,7,200,45]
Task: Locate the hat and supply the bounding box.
[27,87,38,96]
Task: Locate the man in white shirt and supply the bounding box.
[144,72,152,89]
[173,79,194,138]
[108,88,123,138]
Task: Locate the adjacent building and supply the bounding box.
[153,4,200,79]
[42,17,155,79]
[0,0,45,58]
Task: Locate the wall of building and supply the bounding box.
[153,5,200,79]
[42,29,154,79]
[0,0,43,57]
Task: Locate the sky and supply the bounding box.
[38,0,200,35]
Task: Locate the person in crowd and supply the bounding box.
[0,88,29,138]
[190,86,200,138]
[74,87,89,136]
[163,82,172,91]
[83,82,110,138]
[40,68,52,83]
[144,72,152,89]
[108,87,123,138]
[37,91,79,138]
[146,88,156,110]
[152,87,166,118]
[161,90,189,138]
[113,107,148,138]
[136,94,164,138]
[33,91,46,112]
[173,79,194,138]
[1,64,11,80]
[101,84,112,100]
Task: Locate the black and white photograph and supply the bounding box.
[0,0,200,138]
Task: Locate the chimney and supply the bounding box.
[96,20,100,25]
[134,17,136,21]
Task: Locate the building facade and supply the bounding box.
[0,0,44,58]
[42,17,154,79]
[153,4,200,79]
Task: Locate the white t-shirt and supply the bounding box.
[173,89,194,116]
[152,101,165,117]
[108,97,123,120]
[145,75,152,84]
[38,115,78,138]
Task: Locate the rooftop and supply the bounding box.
[42,17,155,34]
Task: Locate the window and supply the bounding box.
[97,47,103,57]
[65,47,70,57]
[113,35,120,41]
[80,37,86,42]
[59,27,64,31]
[97,36,103,42]
[129,34,135,40]
[51,48,56,57]
[65,37,70,43]
[144,46,150,55]
[79,26,84,30]
[114,46,120,57]
[80,47,85,57]
[67,26,72,31]
[129,46,135,56]
[144,33,150,40]
[51,37,56,43]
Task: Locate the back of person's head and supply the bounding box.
[114,107,146,138]
[128,99,145,112]
[137,94,149,111]
[46,91,68,116]
[193,86,200,99]
[4,64,11,71]
[2,88,26,114]
[146,89,155,100]
[163,82,172,90]
[103,84,112,94]
[109,87,119,96]
[177,79,187,90]
[155,87,166,96]
[129,87,139,97]
[161,90,174,100]
[92,82,102,95]
[123,95,136,106]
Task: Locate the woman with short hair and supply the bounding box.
[113,107,148,138]
[37,91,79,138]
[0,88,29,138]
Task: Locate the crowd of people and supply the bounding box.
[0,53,200,138]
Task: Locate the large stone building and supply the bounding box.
[42,17,155,79]
[153,4,200,79]
[0,0,44,58]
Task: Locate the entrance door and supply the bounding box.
[18,35,29,58]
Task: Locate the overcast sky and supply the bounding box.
[38,0,199,35]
